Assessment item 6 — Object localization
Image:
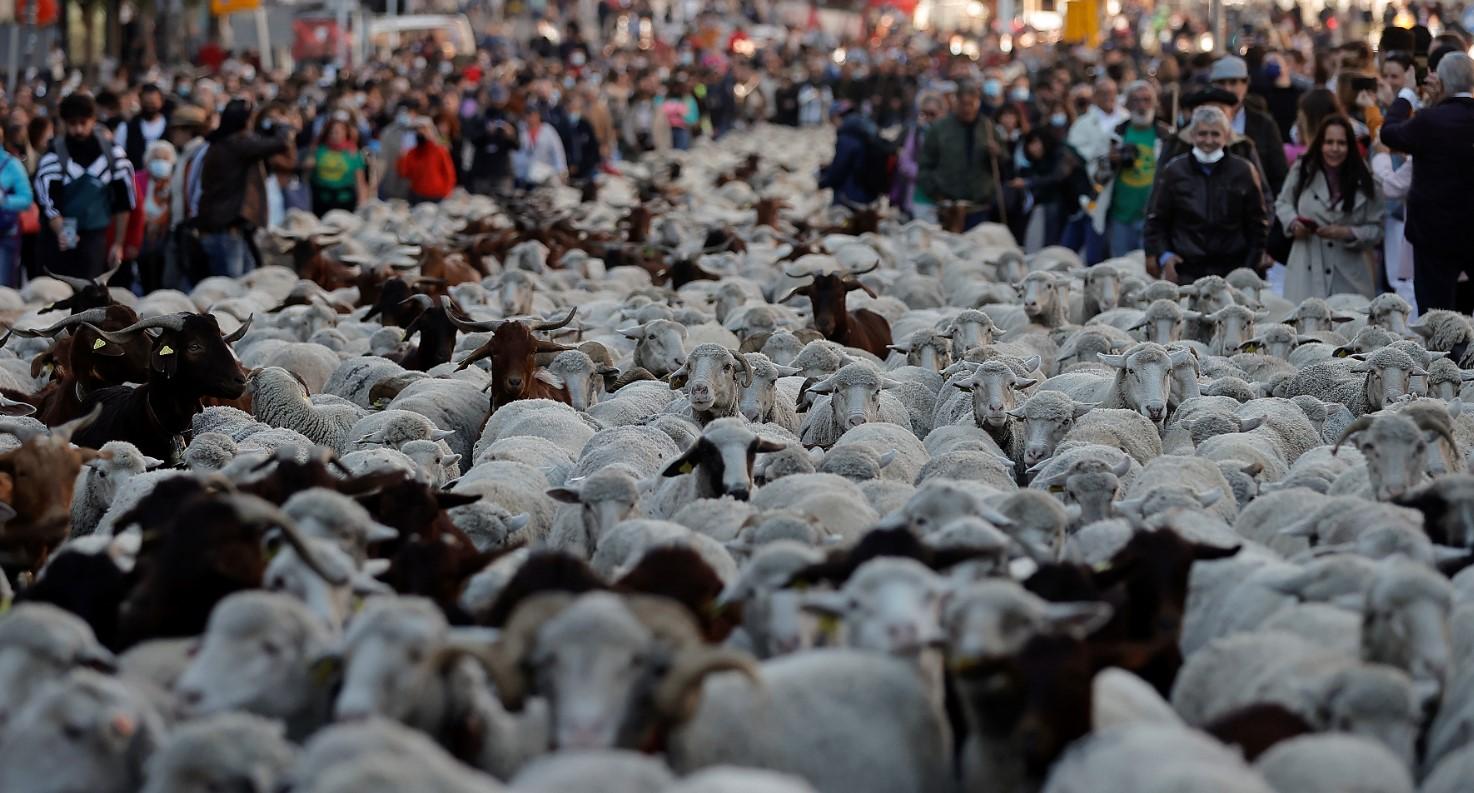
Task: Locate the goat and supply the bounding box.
[779,264,893,358]
[0,408,103,574]
[1,306,150,426]
[450,304,578,411]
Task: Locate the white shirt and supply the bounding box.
[116,115,168,152]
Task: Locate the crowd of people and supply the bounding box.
[0,4,1470,313]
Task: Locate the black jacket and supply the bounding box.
[1380,96,1474,257]
[1144,152,1268,280]
[468,109,520,181]
[195,130,289,233]
[565,117,602,182]
[1241,108,1289,198]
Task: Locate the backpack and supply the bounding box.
[858,134,897,199]
[54,132,121,232]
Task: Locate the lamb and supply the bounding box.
[69,440,163,537]
[248,366,368,454]
[799,363,912,448]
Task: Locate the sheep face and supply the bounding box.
[548,350,614,412]
[1362,563,1453,708]
[530,594,662,750]
[1205,307,1258,357]
[1353,358,1423,413]
[1099,345,1184,425]
[738,353,799,424]
[943,580,1111,664]
[661,418,785,502]
[174,593,332,721]
[497,272,536,317]
[809,364,903,432]
[890,330,953,372]
[760,332,805,366]
[0,605,116,730]
[265,539,390,629]
[548,470,642,549]
[1017,273,1060,322]
[948,314,996,359]
[899,480,1012,535]
[803,558,948,654]
[1287,299,1353,334]
[671,345,749,416]
[1344,416,1430,501]
[332,599,449,723]
[1082,268,1121,314]
[1012,392,1094,467]
[1244,324,1301,359]
[994,252,1027,284]
[622,320,689,379]
[0,670,161,793]
[957,362,1036,428]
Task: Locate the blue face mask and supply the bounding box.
[1010,87,1030,103]
[983,79,1002,99]
[1050,112,1068,127]
[1264,62,1282,80]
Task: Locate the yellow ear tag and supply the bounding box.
[678,460,695,474]
[817,614,841,640]
[92,338,106,350]
[159,345,174,355]
[1048,484,1066,494]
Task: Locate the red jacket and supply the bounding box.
[398,141,456,200]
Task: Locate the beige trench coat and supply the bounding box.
[1276,165,1384,303]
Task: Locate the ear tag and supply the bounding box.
[1048,484,1066,494]
[159,345,175,356]
[817,614,842,640]
[92,338,106,350]
[678,460,695,474]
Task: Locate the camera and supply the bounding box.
[1115,143,1137,168]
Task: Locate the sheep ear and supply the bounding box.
[1331,312,1356,323]
[1238,338,1263,353]
[547,487,582,504]
[366,522,399,543]
[1408,317,1433,338]
[1194,488,1223,508]
[807,374,837,395]
[1006,406,1026,419]
[1098,353,1128,367]
[755,438,788,453]
[774,365,802,378]
[800,591,851,618]
[1181,310,1203,321]
[1279,516,1317,538]
[430,429,457,441]
[1237,415,1266,433]
[1332,346,1354,358]
[504,513,531,531]
[1349,360,1374,373]
[888,343,912,354]
[618,325,645,339]
[1044,601,1114,639]
[1168,348,1193,367]
[1022,355,1042,372]
[1239,461,1264,477]
[880,377,905,390]
[1114,496,1146,515]
[877,449,898,469]
[1012,377,1038,390]
[1073,401,1097,419]
[142,456,165,469]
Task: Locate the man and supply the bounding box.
[466,85,520,197]
[817,101,880,206]
[1153,88,1270,211]
[1091,81,1174,258]
[1144,106,1267,284]
[1379,52,1474,312]
[33,93,136,278]
[117,84,170,170]
[1067,77,1127,186]
[377,99,421,201]
[1210,55,1289,198]
[916,80,1002,229]
[195,99,289,279]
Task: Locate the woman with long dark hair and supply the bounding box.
[1276,114,1383,301]
[1287,89,1342,163]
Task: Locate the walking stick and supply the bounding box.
[991,144,1008,228]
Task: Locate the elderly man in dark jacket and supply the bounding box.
[916,80,1002,228]
[1379,52,1474,312]
[196,99,289,278]
[1144,106,1268,284]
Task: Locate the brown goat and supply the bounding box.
[779,265,894,358]
[449,307,578,411]
[1,306,151,426]
[0,408,102,574]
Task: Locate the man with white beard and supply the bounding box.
[1090,80,1175,258]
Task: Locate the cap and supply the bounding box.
[1183,87,1241,110]
[1209,55,1249,82]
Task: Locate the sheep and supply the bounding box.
[264,537,392,629]
[472,399,596,461]
[449,461,555,549]
[1282,297,1356,334]
[1046,342,1188,427]
[0,603,118,724]
[353,409,459,452]
[1129,298,1197,346]
[568,425,683,482]
[1040,723,1275,793]
[69,440,163,537]
[1330,411,1456,501]
[739,352,802,432]
[286,717,512,793]
[888,327,954,371]
[139,713,298,793]
[281,488,400,562]
[510,750,677,793]
[1274,346,1425,416]
[383,377,492,461]
[645,418,787,519]
[0,669,166,793]
[619,319,689,378]
[1030,452,1133,527]
[248,366,368,454]
[1409,309,1474,367]
[829,420,929,484]
[589,518,738,583]
[184,431,239,471]
[798,363,913,448]
[665,343,753,426]
[546,468,645,558]
[323,356,411,408]
[1118,455,1238,523]
[946,309,999,359]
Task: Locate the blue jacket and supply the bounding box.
[819,114,879,205]
[0,151,33,213]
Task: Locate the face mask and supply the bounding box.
[1010,87,1030,103]
[148,159,172,179]
[141,106,160,120]
[1192,146,1225,164]
[1130,108,1155,126]
[983,79,1002,99]
[1264,62,1282,80]
[569,112,581,123]
[177,85,190,98]
[1050,112,1068,127]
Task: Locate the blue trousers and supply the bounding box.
[201,230,248,279]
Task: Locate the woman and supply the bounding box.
[517,107,568,186]
[1288,89,1343,164]
[1276,115,1383,302]
[1010,129,1089,251]
[397,116,457,205]
[892,92,944,222]
[304,112,368,216]
[123,140,175,294]
[0,124,33,288]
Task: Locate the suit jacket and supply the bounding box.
[1380,96,1474,257]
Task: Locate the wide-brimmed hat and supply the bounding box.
[168,105,209,130]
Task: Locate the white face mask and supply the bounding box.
[148,159,172,179]
[1192,146,1225,164]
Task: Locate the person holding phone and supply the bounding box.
[1276,115,1382,302]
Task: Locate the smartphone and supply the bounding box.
[1296,216,1320,232]
[1350,75,1378,93]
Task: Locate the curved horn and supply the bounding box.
[1411,412,1461,456]
[732,349,754,388]
[439,297,506,333]
[229,494,348,586]
[44,268,96,291]
[847,261,880,277]
[1332,415,1378,454]
[223,314,254,344]
[84,313,190,345]
[652,647,762,722]
[534,307,578,332]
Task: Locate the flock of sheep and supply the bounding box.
[3,123,1474,793]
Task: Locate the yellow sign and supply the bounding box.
[210,0,259,15]
[1062,0,1102,47]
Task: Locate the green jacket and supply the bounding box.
[916,113,1002,206]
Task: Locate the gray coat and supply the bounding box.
[1276,165,1383,303]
